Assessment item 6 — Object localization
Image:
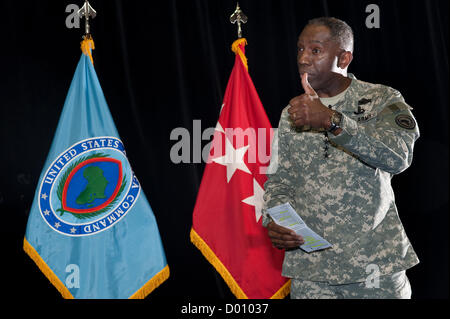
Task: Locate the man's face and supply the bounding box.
[297,25,343,91]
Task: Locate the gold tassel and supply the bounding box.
[81,35,95,65]
[231,38,248,71]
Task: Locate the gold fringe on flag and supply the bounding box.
[190,228,290,299]
[23,237,74,299]
[81,35,95,65]
[231,38,248,71]
[272,278,291,299]
[24,236,170,299]
[190,228,248,298]
[129,265,170,299]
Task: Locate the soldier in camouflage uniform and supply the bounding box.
[262,17,419,299]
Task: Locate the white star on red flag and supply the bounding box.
[242,178,265,222]
[212,135,251,183]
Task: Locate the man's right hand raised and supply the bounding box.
[267,222,304,250]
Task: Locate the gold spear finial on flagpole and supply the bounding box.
[230,3,248,38]
[78,0,97,39]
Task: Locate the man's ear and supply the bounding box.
[337,51,353,69]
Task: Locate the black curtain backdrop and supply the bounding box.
[0,0,447,301]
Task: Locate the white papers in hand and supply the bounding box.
[267,203,332,253]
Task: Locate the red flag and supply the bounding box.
[191,39,290,299]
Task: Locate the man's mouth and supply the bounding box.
[299,71,315,78]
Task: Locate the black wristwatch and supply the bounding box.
[328,111,342,133]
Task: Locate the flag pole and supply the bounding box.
[208,3,249,299]
[78,0,96,64]
[206,3,250,299]
[205,2,248,299]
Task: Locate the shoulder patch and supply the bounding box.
[395,114,416,130]
[378,102,411,118]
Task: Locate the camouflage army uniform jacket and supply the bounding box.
[262,74,420,284]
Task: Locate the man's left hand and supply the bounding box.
[288,73,333,129]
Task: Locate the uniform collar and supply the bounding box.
[331,73,358,112]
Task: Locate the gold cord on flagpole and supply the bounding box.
[78,1,97,65]
[231,38,248,71]
[81,35,95,65]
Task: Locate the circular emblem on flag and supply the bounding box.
[38,137,141,237]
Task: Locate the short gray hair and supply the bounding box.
[306,17,354,52]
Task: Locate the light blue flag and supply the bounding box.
[24,47,169,299]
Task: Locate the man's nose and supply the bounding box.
[298,50,311,65]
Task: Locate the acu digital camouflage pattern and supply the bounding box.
[262,74,420,285]
[290,270,411,299]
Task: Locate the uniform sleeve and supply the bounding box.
[262,109,298,227]
[329,89,420,175]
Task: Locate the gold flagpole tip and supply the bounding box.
[230,3,248,39]
[78,0,97,39]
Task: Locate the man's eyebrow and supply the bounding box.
[297,39,326,45]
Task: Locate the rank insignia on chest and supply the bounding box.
[356,112,376,122]
[358,98,372,105]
